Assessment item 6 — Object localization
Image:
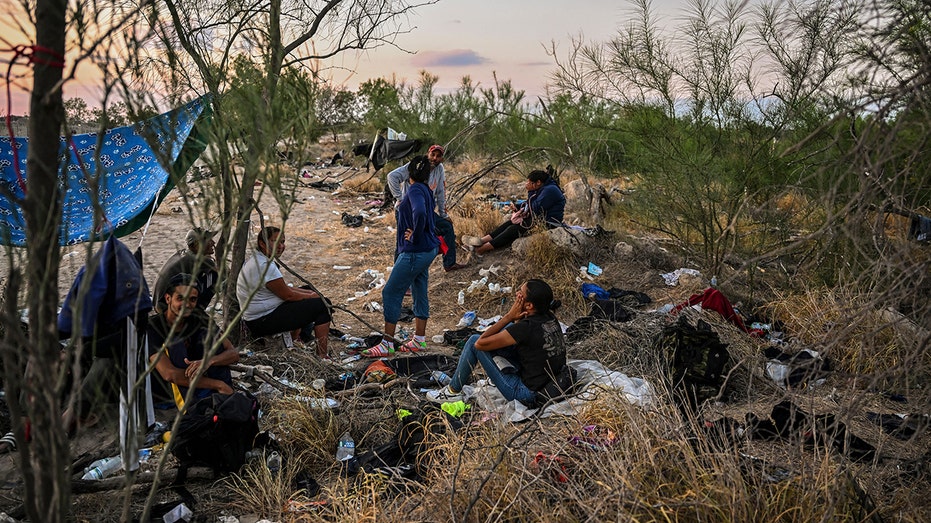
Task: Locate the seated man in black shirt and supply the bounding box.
[147,273,239,409]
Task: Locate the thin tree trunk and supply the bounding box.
[21,0,70,520]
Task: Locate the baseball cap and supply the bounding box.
[185,227,217,248]
[428,144,444,155]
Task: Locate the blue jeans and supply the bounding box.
[382,248,437,323]
[450,334,536,405]
[434,213,457,268]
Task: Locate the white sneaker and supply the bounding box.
[426,386,464,404]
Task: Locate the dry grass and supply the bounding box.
[765,287,931,384]
[219,159,930,522]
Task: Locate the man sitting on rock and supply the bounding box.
[148,273,239,409]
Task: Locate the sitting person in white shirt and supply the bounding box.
[236,226,332,358]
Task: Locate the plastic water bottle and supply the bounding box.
[711,275,718,288]
[431,370,452,386]
[81,456,122,480]
[457,311,477,328]
[266,451,281,477]
[457,290,465,305]
[336,432,355,462]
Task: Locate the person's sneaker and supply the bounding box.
[444,263,468,272]
[426,386,464,404]
[398,339,427,352]
[362,341,394,358]
[461,235,484,247]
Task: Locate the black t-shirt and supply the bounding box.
[505,313,567,391]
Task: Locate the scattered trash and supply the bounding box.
[457,311,477,328]
[295,397,339,409]
[531,452,569,483]
[363,301,382,312]
[441,400,471,418]
[478,264,501,277]
[333,265,352,270]
[431,370,452,386]
[457,290,465,305]
[144,421,169,447]
[336,432,355,462]
[661,268,702,286]
[266,451,282,477]
[81,455,122,480]
[162,502,193,523]
[587,262,603,276]
[431,334,445,343]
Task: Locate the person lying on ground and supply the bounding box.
[148,273,239,409]
[462,167,566,256]
[363,155,439,357]
[426,279,568,406]
[236,225,332,358]
[387,144,468,272]
[153,227,220,312]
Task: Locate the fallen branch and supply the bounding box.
[334,377,407,398]
[229,364,298,392]
[71,467,216,494]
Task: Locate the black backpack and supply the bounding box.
[656,317,730,406]
[171,391,260,481]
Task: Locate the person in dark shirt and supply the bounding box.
[462,167,566,256]
[152,227,219,313]
[427,279,567,406]
[148,273,239,409]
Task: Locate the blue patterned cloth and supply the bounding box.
[0,97,208,246]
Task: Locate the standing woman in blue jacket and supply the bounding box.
[364,156,440,357]
[462,166,566,255]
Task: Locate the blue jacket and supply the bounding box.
[526,178,566,227]
[397,182,440,254]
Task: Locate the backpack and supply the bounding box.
[656,316,730,406]
[171,391,260,481]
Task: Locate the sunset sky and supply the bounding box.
[4,0,685,115]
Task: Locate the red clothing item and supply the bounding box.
[673,288,762,336]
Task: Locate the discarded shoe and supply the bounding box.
[444,263,468,272]
[426,386,464,404]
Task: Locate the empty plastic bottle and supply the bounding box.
[266,451,281,477]
[336,432,355,462]
[81,456,122,480]
[457,290,465,305]
[431,370,452,386]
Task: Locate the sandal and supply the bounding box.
[361,341,394,358]
[0,432,16,454]
[398,339,427,353]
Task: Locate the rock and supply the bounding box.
[512,227,592,254]
[614,241,634,257]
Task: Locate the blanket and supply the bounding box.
[462,360,655,423]
[0,97,210,246]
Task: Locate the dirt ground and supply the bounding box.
[1,158,928,521]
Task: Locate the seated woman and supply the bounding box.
[462,167,566,256]
[426,279,568,407]
[236,226,332,358]
[148,273,240,409]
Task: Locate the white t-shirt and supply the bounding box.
[236,250,285,321]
